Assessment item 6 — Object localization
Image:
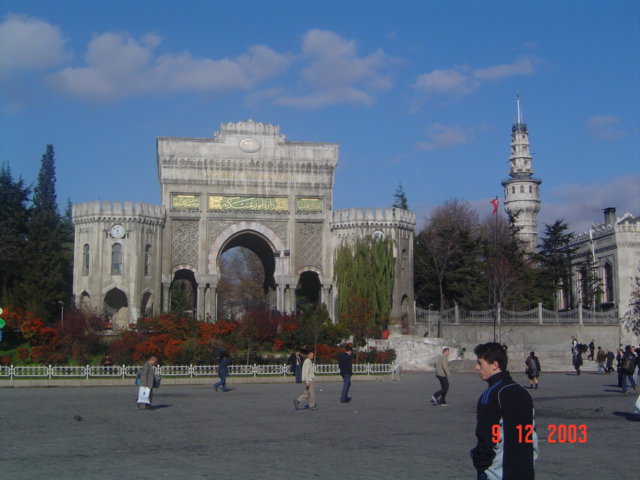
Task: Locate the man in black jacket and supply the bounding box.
[338,346,353,403]
[471,342,537,480]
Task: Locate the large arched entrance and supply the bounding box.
[170,269,197,317]
[216,231,276,320]
[104,288,128,328]
[296,270,321,307]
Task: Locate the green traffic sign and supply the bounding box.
[0,318,5,329]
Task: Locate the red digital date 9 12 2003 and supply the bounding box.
[491,424,588,444]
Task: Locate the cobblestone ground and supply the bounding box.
[1,369,638,480]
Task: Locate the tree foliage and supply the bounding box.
[392,182,408,209]
[0,165,31,306]
[19,145,72,320]
[535,219,576,310]
[334,235,395,338]
[415,199,484,316]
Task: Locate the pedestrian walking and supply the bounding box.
[214,352,231,392]
[338,345,353,403]
[605,349,615,374]
[587,340,595,361]
[620,345,638,394]
[525,351,541,389]
[596,346,607,374]
[471,342,537,480]
[431,347,451,406]
[287,349,303,383]
[294,351,317,410]
[573,348,583,375]
[137,355,158,409]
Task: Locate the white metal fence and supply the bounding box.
[415,304,619,326]
[0,363,392,380]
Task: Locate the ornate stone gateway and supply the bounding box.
[73,121,415,328]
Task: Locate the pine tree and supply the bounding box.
[536,220,577,310]
[21,145,70,320]
[0,165,31,305]
[392,182,408,209]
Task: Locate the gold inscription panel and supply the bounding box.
[171,194,200,211]
[296,198,324,212]
[208,195,289,212]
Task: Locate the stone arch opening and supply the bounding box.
[216,231,276,320]
[296,270,321,306]
[141,291,154,317]
[104,288,128,328]
[79,291,92,311]
[170,269,197,317]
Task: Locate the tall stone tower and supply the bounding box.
[502,95,542,253]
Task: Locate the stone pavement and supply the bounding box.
[1,370,638,480]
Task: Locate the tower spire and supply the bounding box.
[516,92,522,125]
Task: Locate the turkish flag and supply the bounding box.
[490,197,499,215]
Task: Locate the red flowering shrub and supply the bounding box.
[16,347,30,363]
[210,320,239,338]
[133,334,171,362]
[0,355,11,366]
[315,343,343,362]
[163,338,184,363]
[273,339,285,351]
[31,344,62,364]
[109,330,145,365]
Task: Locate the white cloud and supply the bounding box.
[473,57,536,81]
[539,174,640,234]
[586,115,626,140]
[413,68,477,95]
[273,29,394,108]
[0,14,71,75]
[47,32,291,101]
[416,123,486,151]
[414,56,539,97]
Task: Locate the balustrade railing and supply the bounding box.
[0,363,392,380]
[415,304,619,326]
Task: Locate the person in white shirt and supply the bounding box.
[294,351,317,410]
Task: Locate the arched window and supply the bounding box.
[512,186,515,194]
[144,244,152,277]
[82,244,90,276]
[603,263,614,303]
[111,243,123,275]
[529,185,532,193]
[520,185,524,193]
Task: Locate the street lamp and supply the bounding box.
[57,301,64,331]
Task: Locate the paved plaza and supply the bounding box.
[1,369,638,480]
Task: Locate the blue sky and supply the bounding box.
[1,1,638,235]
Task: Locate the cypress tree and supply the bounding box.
[21,145,70,320]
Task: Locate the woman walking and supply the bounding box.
[525,351,541,389]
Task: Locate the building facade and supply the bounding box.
[568,208,640,325]
[72,120,416,328]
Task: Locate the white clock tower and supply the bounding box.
[502,95,542,253]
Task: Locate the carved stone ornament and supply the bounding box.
[239,138,261,153]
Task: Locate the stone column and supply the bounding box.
[197,284,206,320]
[162,282,170,313]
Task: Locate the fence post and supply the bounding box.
[86,365,90,379]
[497,303,501,325]
[454,304,460,324]
[122,365,126,379]
[538,303,543,325]
[10,364,14,380]
[48,364,52,380]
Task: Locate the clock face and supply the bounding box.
[372,230,385,241]
[110,224,125,239]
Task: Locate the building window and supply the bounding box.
[603,263,614,303]
[512,186,515,194]
[111,243,123,275]
[520,185,524,193]
[144,244,151,277]
[82,244,90,276]
[529,185,532,193]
